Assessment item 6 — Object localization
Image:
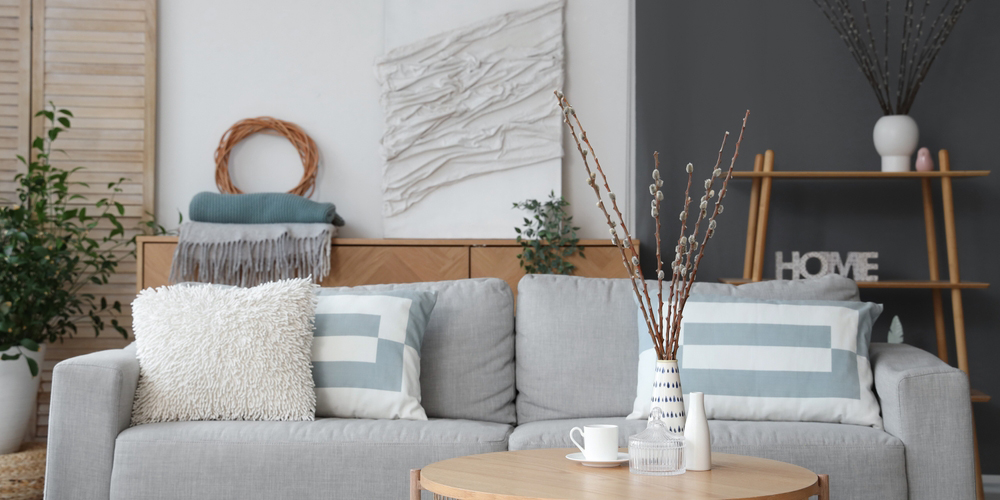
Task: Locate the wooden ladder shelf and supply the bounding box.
[728,149,990,499]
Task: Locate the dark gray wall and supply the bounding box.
[634,0,1000,472]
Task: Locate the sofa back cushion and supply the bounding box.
[323,278,515,425]
[514,274,860,424]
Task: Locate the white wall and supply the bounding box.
[157,0,632,239]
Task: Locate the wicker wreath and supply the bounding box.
[214,117,318,198]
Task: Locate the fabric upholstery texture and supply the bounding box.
[509,417,906,500]
[321,279,516,425]
[312,289,438,420]
[130,279,318,424]
[871,342,976,500]
[109,418,512,500]
[44,345,139,500]
[515,275,640,423]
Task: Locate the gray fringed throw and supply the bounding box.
[169,222,337,287]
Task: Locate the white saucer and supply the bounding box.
[565,452,629,467]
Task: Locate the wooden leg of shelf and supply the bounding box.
[743,153,764,280]
[751,150,774,281]
[938,150,969,373]
[920,177,948,362]
[931,290,948,362]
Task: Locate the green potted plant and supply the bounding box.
[0,104,133,454]
[513,191,584,275]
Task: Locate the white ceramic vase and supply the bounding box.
[650,360,686,433]
[683,391,712,471]
[873,115,919,172]
[0,345,45,454]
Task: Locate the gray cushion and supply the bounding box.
[110,418,512,500]
[324,278,515,425]
[515,275,640,424]
[514,274,861,424]
[509,417,905,500]
[691,274,860,301]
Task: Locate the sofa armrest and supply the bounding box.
[44,344,139,500]
[870,342,975,500]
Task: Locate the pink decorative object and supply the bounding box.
[915,147,935,171]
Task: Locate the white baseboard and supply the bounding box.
[982,474,1000,494]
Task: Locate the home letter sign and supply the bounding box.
[775,251,878,281]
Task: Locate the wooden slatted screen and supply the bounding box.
[30,0,156,438]
[0,0,31,203]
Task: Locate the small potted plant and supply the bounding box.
[0,104,133,454]
[513,191,584,275]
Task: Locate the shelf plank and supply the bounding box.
[972,389,991,403]
[732,170,989,179]
[719,278,989,290]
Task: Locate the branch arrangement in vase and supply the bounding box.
[555,91,748,361]
[813,0,970,115]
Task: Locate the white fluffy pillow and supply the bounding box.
[130,279,318,425]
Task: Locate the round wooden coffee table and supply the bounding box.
[411,448,828,500]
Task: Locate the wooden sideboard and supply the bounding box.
[136,236,636,298]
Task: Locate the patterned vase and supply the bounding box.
[650,360,686,433]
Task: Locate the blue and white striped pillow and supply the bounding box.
[630,295,883,428]
[312,289,437,420]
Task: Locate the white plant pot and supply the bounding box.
[873,115,919,172]
[0,344,45,454]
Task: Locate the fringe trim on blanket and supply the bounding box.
[169,228,334,287]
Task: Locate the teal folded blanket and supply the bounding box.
[189,192,345,226]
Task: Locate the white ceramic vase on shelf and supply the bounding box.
[873,115,919,172]
[0,345,45,454]
[683,391,712,471]
[650,360,686,433]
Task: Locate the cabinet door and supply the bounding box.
[322,245,469,286]
[137,240,175,290]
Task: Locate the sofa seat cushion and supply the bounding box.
[508,418,906,500]
[110,418,512,500]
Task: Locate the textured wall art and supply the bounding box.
[375,0,565,238]
[775,251,879,281]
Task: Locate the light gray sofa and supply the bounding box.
[44,275,976,499]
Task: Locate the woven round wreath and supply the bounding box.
[214,117,318,198]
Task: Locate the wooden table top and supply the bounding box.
[418,449,822,500]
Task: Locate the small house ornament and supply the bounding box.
[775,251,878,281]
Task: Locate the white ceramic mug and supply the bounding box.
[569,424,619,461]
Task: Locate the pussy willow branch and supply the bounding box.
[664,164,692,355]
[668,111,749,358]
[555,92,662,359]
[814,0,969,115]
[653,152,663,353]
[565,95,661,339]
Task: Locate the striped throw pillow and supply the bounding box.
[312,289,437,420]
[630,295,883,428]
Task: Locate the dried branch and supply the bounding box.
[558,91,749,361]
[814,0,970,115]
[555,91,663,360]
